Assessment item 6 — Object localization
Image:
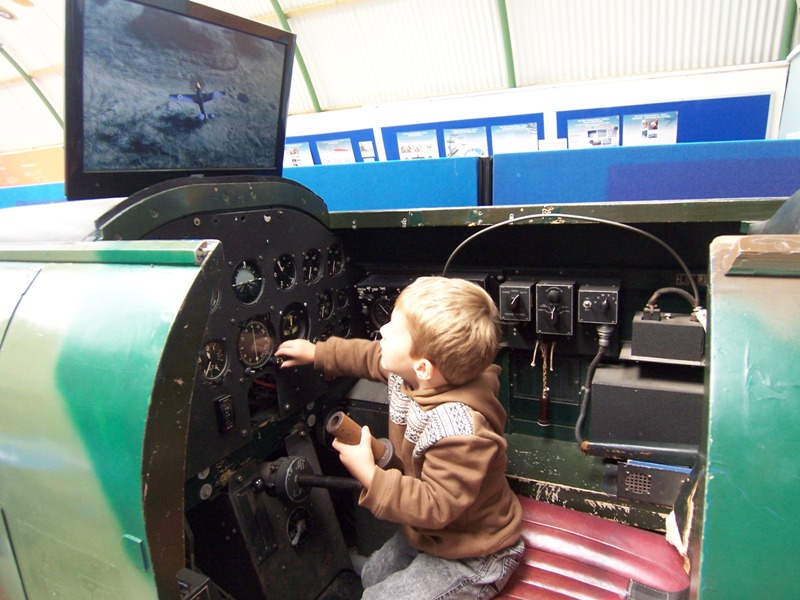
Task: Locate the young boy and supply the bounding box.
[275,276,523,599]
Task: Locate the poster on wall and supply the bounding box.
[316,139,356,164]
[284,142,314,168]
[444,126,489,157]
[398,130,439,160]
[491,123,539,153]
[567,116,620,149]
[622,111,679,145]
[359,141,377,161]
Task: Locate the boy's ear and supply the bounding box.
[413,358,434,381]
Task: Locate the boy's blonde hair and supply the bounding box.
[393,276,500,386]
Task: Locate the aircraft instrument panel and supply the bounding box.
[135,190,365,477]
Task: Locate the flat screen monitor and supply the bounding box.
[65,0,296,200]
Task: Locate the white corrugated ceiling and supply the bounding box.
[0,0,798,154]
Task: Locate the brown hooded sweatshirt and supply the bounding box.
[315,337,522,559]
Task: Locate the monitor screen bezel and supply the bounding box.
[65,0,296,201]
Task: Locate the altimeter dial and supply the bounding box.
[238,318,275,369]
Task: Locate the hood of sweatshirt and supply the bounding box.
[400,364,506,435]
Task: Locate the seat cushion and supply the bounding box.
[496,496,689,600]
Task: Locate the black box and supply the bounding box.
[589,363,704,445]
[631,311,705,363]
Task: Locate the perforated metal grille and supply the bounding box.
[625,472,652,496]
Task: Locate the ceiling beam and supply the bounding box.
[0,43,63,129]
[497,0,516,88]
[780,0,799,59]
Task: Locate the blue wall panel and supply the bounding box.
[287,157,481,211]
[493,140,800,205]
[0,183,66,209]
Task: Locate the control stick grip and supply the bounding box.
[326,410,403,471]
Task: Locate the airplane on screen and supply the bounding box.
[169,81,225,121]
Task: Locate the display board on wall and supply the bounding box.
[382,113,545,161]
[557,95,771,148]
[285,94,773,168]
[284,128,377,167]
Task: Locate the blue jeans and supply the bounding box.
[360,531,524,600]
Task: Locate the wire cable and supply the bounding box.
[574,344,606,445]
[441,212,700,305]
[646,286,698,310]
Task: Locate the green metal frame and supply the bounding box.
[695,234,800,598]
[0,239,221,600]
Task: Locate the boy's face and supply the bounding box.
[378,308,417,382]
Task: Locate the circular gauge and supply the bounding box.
[337,317,352,338]
[302,249,322,285]
[317,290,334,320]
[231,260,264,304]
[320,325,334,341]
[274,254,297,291]
[199,340,228,381]
[335,288,349,309]
[326,244,344,276]
[370,297,394,329]
[210,286,221,313]
[238,318,276,369]
[280,303,309,341]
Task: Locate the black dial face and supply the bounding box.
[210,286,221,313]
[237,318,276,369]
[280,304,309,341]
[302,249,322,284]
[274,254,297,291]
[326,244,344,276]
[317,289,334,320]
[337,317,352,338]
[335,288,349,309]
[370,297,394,329]
[231,260,264,304]
[199,340,228,382]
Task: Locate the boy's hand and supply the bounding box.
[332,426,376,490]
[275,339,316,368]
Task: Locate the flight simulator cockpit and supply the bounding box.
[2,1,800,599]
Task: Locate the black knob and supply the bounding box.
[547,288,562,304]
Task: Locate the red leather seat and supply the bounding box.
[497,496,689,600]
